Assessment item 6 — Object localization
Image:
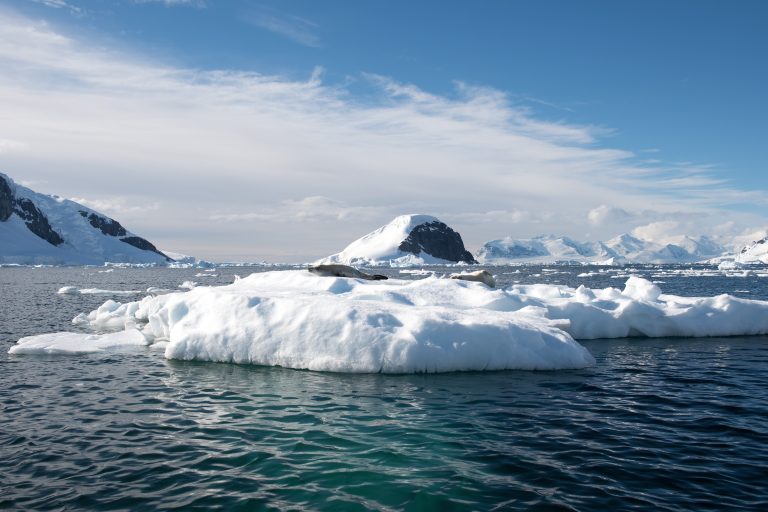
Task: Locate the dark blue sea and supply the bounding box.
[1,265,767,511]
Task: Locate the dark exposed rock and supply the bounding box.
[121,236,170,260]
[83,211,170,260]
[14,198,64,246]
[0,175,13,221]
[85,212,127,237]
[398,221,476,264]
[1,174,64,245]
[742,237,768,254]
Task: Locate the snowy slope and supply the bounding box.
[735,237,768,264]
[477,235,614,264]
[319,214,476,266]
[1,173,169,265]
[477,233,726,264]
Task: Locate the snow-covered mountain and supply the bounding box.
[735,237,768,264]
[477,233,727,264]
[318,214,476,266]
[1,173,170,265]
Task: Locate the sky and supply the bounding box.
[0,0,766,262]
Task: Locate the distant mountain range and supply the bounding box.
[477,233,728,264]
[314,215,749,266]
[1,173,169,265]
[2,173,765,267]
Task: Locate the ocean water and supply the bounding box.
[1,265,768,510]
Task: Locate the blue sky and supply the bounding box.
[1,0,767,260]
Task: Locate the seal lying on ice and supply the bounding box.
[308,264,388,281]
[449,270,496,288]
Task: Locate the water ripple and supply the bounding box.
[2,266,768,509]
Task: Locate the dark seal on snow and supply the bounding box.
[308,264,388,281]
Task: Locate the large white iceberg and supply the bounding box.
[10,271,768,373]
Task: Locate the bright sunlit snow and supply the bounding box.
[11,270,768,373]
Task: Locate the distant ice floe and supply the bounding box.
[12,271,768,373]
[10,329,148,355]
[57,286,142,295]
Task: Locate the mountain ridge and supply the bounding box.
[0,173,170,265]
[477,233,729,264]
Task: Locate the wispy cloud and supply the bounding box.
[211,197,389,223]
[69,196,161,217]
[244,6,320,47]
[0,7,764,260]
[28,0,82,15]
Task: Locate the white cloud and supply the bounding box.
[69,196,161,217]
[0,7,765,261]
[211,197,390,223]
[0,138,28,153]
[588,205,632,226]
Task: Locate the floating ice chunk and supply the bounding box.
[621,275,662,302]
[17,271,594,372]
[179,281,197,290]
[510,277,768,339]
[9,329,148,355]
[13,272,768,373]
[57,286,142,295]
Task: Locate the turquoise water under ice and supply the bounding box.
[2,265,767,510]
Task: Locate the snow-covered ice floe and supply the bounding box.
[10,271,768,373]
[57,286,143,295]
[10,329,148,355]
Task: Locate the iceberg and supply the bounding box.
[11,271,768,372]
[11,270,593,372]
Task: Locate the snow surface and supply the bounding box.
[735,238,768,264]
[478,234,727,265]
[319,214,458,266]
[57,286,145,295]
[10,329,148,355]
[0,173,168,265]
[11,270,768,373]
